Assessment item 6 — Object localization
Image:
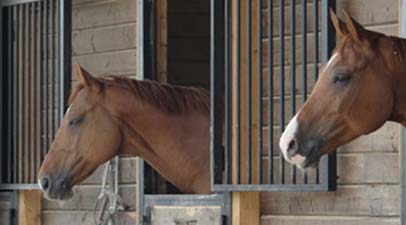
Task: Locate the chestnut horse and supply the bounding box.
[38,65,211,200]
[280,10,406,168]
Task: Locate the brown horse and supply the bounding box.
[280,10,406,168]
[38,64,211,200]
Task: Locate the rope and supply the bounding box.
[93,156,127,225]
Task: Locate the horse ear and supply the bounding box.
[342,10,365,42]
[74,64,102,92]
[330,8,346,39]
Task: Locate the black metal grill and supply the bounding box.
[0,0,71,189]
[210,0,337,191]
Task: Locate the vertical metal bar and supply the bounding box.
[31,2,37,183]
[13,5,18,183]
[210,0,224,189]
[18,4,24,183]
[257,0,263,184]
[267,0,273,184]
[302,0,308,184]
[38,0,43,164]
[402,127,406,225]
[235,0,241,184]
[7,6,13,184]
[58,0,72,128]
[50,0,55,142]
[43,0,48,158]
[0,4,4,185]
[25,3,31,184]
[290,0,296,184]
[56,0,60,126]
[246,0,252,185]
[313,0,318,82]
[279,0,285,184]
[313,0,319,184]
[321,0,336,190]
[224,0,232,184]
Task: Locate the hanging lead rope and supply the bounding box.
[93,156,127,225]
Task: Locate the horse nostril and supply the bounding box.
[287,139,299,157]
[56,178,69,192]
[40,177,50,191]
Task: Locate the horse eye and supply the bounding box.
[69,117,83,127]
[333,74,351,85]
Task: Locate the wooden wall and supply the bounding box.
[41,0,138,224]
[261,0,401,225]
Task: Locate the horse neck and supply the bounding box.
[385,36,406,125]
[109,89,211,193]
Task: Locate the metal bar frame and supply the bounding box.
[210,0,337,192]
[0,0,4,185]
[0,0,72,189]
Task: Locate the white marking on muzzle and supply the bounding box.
[279,115,298,160]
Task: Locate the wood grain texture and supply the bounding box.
[261,216,400,225]
[72,23,137,56]
[72,0,137,30]
[233,192,260,225]
[42,211,136,225]
[261,185,400,216]
[19,190,41,225]
[42,184,136,211]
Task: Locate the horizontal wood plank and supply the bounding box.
[42,184,136,211]
[261,215,400,225]
[72,0,136,30]
[260,185,400,216]
[42,211,136,225]
[73,23,136,56]
[73,50,137,76]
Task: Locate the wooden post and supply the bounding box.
[231,0,260,224]
[156,0,167,83]
[18,190,41,225]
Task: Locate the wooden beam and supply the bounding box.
[232,192,260,225]
[156,0,167,83]
[231,0,260,224]
[18,190,41,225]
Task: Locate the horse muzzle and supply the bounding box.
[38,173,73,201]
[279,116,323,168]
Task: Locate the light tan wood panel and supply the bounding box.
[261,185,400,216]
[261,216,400,225]
[72,0,136,30]
[72,23,137,56]
[42,211,136,225]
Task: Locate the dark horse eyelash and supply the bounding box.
[333,74,351,83]
[69,117,83,126]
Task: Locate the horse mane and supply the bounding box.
[69,76,210,116]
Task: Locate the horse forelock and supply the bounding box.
[68,76,210,116]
